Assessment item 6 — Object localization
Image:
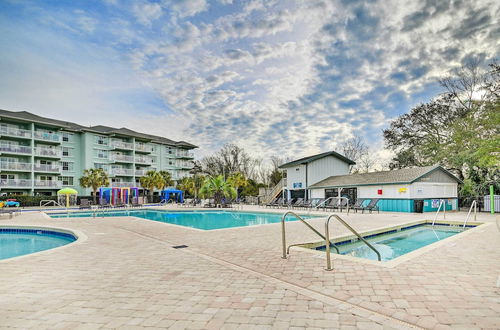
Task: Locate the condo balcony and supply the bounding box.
[33,164,62,173]
[34,147,62,158]
[0,145,32,155]
[110,154,134,163]
[0,179,32,188]
[177,151,194,159]
[0,162,32,172]
[34,180,62,188]
[135,155,154,164]
[110,140,134,150]
[110,168,135,176]
[135,169,147,176]
[33,131,62,143]
[110,181,135,188]
[0,126,32,139]
[135,144,153,153]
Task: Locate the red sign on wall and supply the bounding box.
[377,189,383,195]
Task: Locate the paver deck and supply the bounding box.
[1,206,499,329]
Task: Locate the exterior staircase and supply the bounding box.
[261,178,286,204]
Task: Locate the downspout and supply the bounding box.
[305,163,308,200]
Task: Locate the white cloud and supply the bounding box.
[133,1,163,26]
[164,0,208,18]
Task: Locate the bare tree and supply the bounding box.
[340,136,378,173]
[200,144,258,179]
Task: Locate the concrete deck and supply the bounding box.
[1,206,499,329]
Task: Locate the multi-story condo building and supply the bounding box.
[0,109,197,196]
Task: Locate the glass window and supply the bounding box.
[62,161,74,171]
[95,135,108,145]
[62,147,74,157]
[58,176,74,186]
[96,149,108,159]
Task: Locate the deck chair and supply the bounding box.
[335,198,349,212]
[130,197,142,208]
[98,198,111,209]
[352,198,367,213]
[79,199,91,209]
[362,198,380,213]
[113,198,126,208]
[291,198,305,208]
[323,198,339,211]
[310,198,325,209]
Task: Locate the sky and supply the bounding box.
[0,0,499,162]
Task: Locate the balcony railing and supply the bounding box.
[34,180,62,188]
[33,164,61,173]
[135,144,153,153]
[110,154,134,162]
[177,151,194,158]
[0,162,32,171]
[135,169,147,176]
[0,179,32,188]
[111,140,134,150]
[135,156,154,164]
[111,168,135,176]
[0,127,32,139]
[33,131,62,142]
[0,145,32,155]
[34,147,62,158]
[110,182,136,188]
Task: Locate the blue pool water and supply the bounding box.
[316,224,469,261]
[0,228,76,260]
[50,210,315,230]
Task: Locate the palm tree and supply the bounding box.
[139,170,162,202]
[227,172,249,200]
[178,175,205,200]
[157,170,174,191]
[199,175,236,205]
[79,168,110,204]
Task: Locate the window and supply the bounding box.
[1,174,15,180]
[95,135,108,145]
[62,132,74,142]
[62,161,74,171]
[96,149,108,159]
[58,176,74,186]
[39,175,53,181]
[62,147,74,157]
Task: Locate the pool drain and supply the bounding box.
[172,245,189,249]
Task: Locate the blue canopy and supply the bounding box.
[161,189,184,203]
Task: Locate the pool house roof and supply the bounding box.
[309,165,462,189]
[278,150,355,169]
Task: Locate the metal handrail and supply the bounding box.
[40,200,63,207]
[281,211,339,260]
[463,200,477,228]
[432,199,446,226]
[325,214,381,270]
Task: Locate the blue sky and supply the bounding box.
[0,0,498,162]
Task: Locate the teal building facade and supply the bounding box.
[0,110,197,196]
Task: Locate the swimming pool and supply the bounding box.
[0,228,76,260]
[311,223,473,261]
[49,209,316,230]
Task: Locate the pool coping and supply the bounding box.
[0,224,87,263]
[289,219,489,268]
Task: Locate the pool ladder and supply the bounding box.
[281,211,381,271]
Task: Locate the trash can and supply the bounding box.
[413,200,423,213]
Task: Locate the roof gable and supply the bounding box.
[278,151,355,168]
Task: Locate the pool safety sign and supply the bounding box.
[293,182,302,188]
